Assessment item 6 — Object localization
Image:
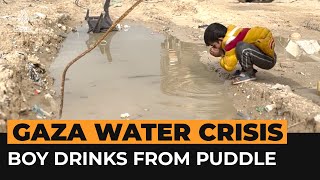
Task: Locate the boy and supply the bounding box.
[204,23,277,84]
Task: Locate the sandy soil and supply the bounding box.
[0,0,320,133]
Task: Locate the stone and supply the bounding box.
[315,114,320,122]
[296,40,320,55]
[290,32,301,40]
[285,40,301,57]
[270,83,292,93]
[34,12,47,19]
[120,113,130,119]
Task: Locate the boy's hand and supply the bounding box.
[209,47,223,57]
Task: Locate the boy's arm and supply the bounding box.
[219,49,238,72]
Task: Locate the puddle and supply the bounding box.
[49,22,237,120]
[274,36,320,62]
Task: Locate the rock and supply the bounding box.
[61,25,67,31]
[299,72,305,76]
[27,54,40,64]
[34,12,47,19]
[296,40,320,55]
[120,113,130,119]
[290,32,301,40]
[0,112,6,120]
[45,47,51,53]
[0,68,14,81]
[71,27,77,32]
[315,114,320,122]
[270,83,292,93]
[285,40,301,57]
[53,34,59,40]
[45,93,57,109]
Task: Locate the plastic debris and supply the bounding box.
[120,113,130,119]
[27,62,45,82]
[27,62,41,82]
[27,62,47,87]
[32,104,52,118]
[265,104,276,112]
[123,24,130,32]
[116,24,121,30]
[34,89,41,95]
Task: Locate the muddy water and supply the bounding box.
[49,22,237,120]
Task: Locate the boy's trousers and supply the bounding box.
[235,41,277,74]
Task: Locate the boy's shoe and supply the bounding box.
[231,69,257,78]
[232,71,256,85]
[232,69,243,77]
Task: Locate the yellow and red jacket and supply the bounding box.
[220,24,275,71]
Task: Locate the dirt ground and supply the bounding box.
[0,0,320,133]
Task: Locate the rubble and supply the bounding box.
[295,40,320,55]
[269,83,292,93]
[34,12,47,19]
[285,40,301,57]
[0,0,79,132]
[120,113,130,119]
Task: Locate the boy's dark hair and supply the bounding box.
[204,23,227,46]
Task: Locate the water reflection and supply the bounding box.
[160,35,222,99]
[85,31,117,63]
[160,35,237,118]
